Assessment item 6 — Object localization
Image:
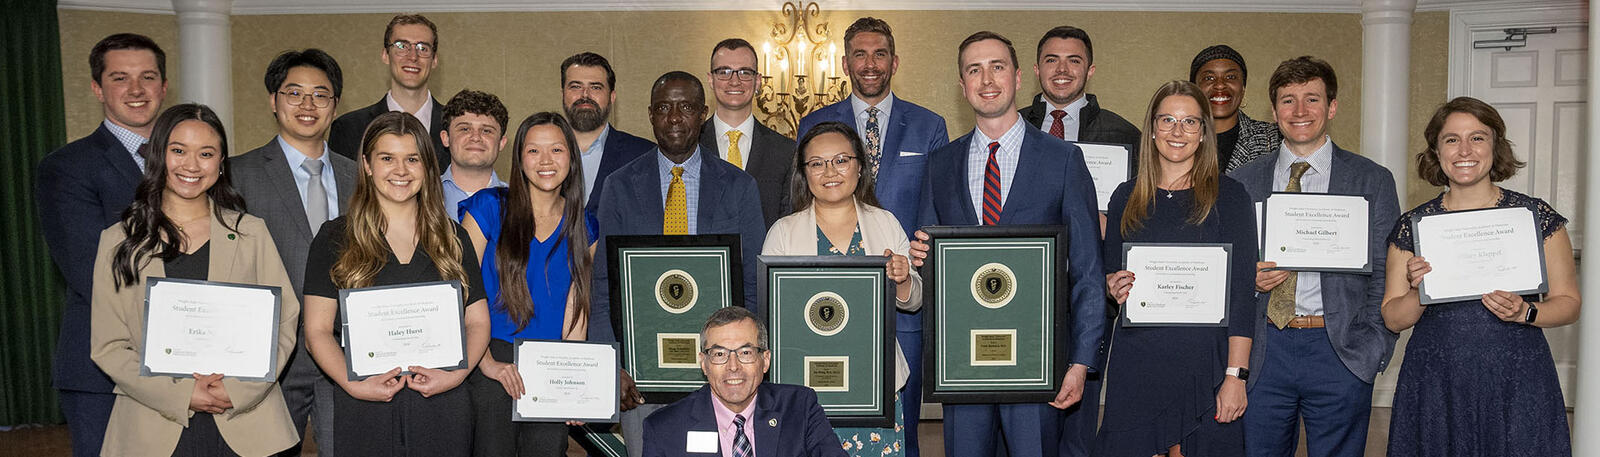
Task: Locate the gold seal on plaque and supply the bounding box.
[655,269,697,314]
[970,263,1017,309]
[804,292,849,336]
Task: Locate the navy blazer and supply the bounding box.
[1227,143,1401,385]
[641,383,847,457]
[798,96,949,237]
[588,148,766,344]
[35,124,143,392]
[699,119,796,227]
[327,96,449,171]
[918,125,1108,369]
[585,126,658,228]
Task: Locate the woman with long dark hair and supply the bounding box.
[301,111,490,456]
[90,103,301,456]
[460,112,595,456]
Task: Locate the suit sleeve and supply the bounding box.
[36,156,109,310]
[927,117,951,151]
[1060,145,1108,370]
[1366,168,1403,369]
[327,115,361,163]
[735,178,767,316]
[590,182,622,345]
[640,413,665,457]
[803,388,850,457]
[89,229,197,425]
[221,225,302,418]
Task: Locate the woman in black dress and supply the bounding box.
[302,111,491,457]
[1382,97,1580,456]
[1096,81,1257,457]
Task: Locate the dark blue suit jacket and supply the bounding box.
[1228,144,1401,385]
[584,126,656,230]
[798,96,949,238]
[918,125,1108,369]
[35,124,142,392]
[588,148,766,344]
[641,383,847,457]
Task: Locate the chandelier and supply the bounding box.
[755,1,851,139]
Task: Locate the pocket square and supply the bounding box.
[898,151,924,157]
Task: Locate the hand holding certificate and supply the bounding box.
[1076,143,1133,212]
[1121,244,1231,326]
[1414,206,1548,304]
[339,281,468,380]
[513,340,620,423]
[1261,193,1371,272]
[141,278,283,381]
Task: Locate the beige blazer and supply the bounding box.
[90,209,301,457]
[761,200,923,390]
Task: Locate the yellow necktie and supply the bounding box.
[1268,162,1313,329]
[664,166,688,235]
[725,130,744,169]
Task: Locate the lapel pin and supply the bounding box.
[227,234,235,240]
[768,418,777,427]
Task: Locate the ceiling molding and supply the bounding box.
[57,0,1590,15]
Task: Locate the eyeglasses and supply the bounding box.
[277,89,335,109]
[702,345,767,365]
[1154,114,1203,134]
[387,40,435,58]
[711,68,759,82]
[803,154,858,174]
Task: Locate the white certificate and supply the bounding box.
[339,281,467,380]
[141,278,282,381]
[1414,206,1549,304]
[1076,142,1133,212]
[1261,193,1372,272]
[513,340,620,423]
[1121,243,1231,326]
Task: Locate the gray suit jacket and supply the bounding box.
[1228,143,1401,386]
[227,139,358,297]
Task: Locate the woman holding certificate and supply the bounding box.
[1097,81,1257,457]
[460,112,596,456]
[1381,97,1579,456]
[761,121,919,456]
[302,112,491,456]
[90,103,301,456]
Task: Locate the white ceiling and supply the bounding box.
[57,0,1588,15]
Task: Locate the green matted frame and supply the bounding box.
[607,234,742,402]
[921,225,1069,404]
[758,255,895,427]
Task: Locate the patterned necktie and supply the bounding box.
[982,141,1003,225]
[302,159,328,235]
[1267,161,1314,329]
[1048,109,1068,140]
[732,414,753,457]
[664,166,688,235]
[725,130,744,169]
[864,106,882,179]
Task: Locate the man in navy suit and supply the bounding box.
[328,14,451,170]
[591,71,766,457]
[643,307,845,457]
[35,33,168,457]
[795,20,947,451]
[909,32,1105,457]
[561,52,656,229]
[1231,56,1399,457]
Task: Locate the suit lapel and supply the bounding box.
[745,123,784,177]
[684,387,721,455]
[875,99,909,178]
[1326,144,1353,195]
[697,150,725,230]
[634,155,666,233]
[751,385,781,457]
[945,135,980,225]
[207,208,243,281]
[92,125,145,187]
[598,128,629,184]
[1001,131,1047,223]
[258,140,315,239]
[331,156,358,215]
[699,121,720,162]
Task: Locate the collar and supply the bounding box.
[850,92,895,117]
[713,113,755,139]
[974,115,1028,147]
[582,124,613,157]
[1043,95,1089,120]
[1276,136,1335,176]
[442,165,505,189]
[276,135,332,168]
[711,388,759,429]
[386,91,435,124]
[657,145,705,173]
[102,119,148,156]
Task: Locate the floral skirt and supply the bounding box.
[834,392,906,456]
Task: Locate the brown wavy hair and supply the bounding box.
[1120,81,1220,236]
[1417,96,1524,186]
[332,111,468,294]
[496,112,591,334]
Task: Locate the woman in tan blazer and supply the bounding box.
[761,121,920,456]
[90,104,300,457]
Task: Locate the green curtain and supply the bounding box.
[1,0,67,426]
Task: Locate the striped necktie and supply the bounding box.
[732,414,753,457]
[982,141,1003,225]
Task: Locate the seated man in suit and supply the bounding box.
[910,32,1106,457]
[328,13,450,170]
[591,71,766,457]
[700,38,796,227]
[643,307,845,457]
[561,52,656,229]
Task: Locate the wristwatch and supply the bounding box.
[1524,303,1539,324]
[1225,366,1249,381]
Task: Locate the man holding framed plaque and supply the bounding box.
[1227,57,1400,457]
[909,32,1106,457]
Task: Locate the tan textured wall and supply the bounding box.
[58,8,1449,181]
[1405,11,1451,208]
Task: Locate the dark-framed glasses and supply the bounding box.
[702,345,767,365]
[712,68,759,82]
[277,89,335,109]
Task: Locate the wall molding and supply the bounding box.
[1447,2,1590,98]
[58,0,1588,15]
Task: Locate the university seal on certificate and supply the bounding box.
[804,291,849,336]
[971,263,1016,309]
[654,269,698,314]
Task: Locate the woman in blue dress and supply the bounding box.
[1382,97,1580,457]
[461,112,596,457]
[1096,81,1257,457]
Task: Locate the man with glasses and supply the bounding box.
[437,89,509,221]
[229,48,358,457]
[699,38,796,227]
[642,306,847,457]
[561,52,656,230]
[329,13,450,171]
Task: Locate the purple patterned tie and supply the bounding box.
[732,414,753,457]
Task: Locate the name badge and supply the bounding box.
[686,430,719,454]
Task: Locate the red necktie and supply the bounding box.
[983,141,1002,225]
[1048,109,1068,140]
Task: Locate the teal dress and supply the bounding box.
[817,225,905,456]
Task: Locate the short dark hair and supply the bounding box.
[264,49,344,99]
[90,33,166,83]
[1268,55,1338,102]
[1418,97,1525,187]
[383,14,438,49]
[790,121,880,213]
[560,52,616,90]
[651,71,704,104]
[1036,26,1093,64]
[844,17,895,56]
[958,31,1018,72]
[442,89,509,132]
[710,38,758,68]
[700,307,767,350]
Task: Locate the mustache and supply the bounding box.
[570,97,599,109]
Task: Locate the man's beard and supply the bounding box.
[566,99,610,132]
